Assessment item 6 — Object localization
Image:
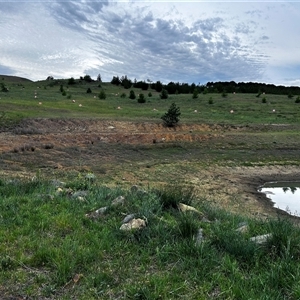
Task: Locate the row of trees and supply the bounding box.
[45,74,299,96]
[111,75,300,96]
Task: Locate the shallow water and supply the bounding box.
[258,181,300,217]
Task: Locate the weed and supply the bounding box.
[177,213,199,238]
[157,184,194,210]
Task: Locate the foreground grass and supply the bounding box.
[1,176,300,299]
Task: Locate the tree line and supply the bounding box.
[111,75,300,96]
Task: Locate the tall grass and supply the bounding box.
[1,177,300,298]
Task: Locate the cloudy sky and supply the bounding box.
[0,0,299,86]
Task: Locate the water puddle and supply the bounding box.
[258,181,300,217]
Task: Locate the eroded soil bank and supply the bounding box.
[1,119,300,220]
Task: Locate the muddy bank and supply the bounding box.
[222,165,300,220]
[1,119,300,220]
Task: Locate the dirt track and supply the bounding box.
[1,119,300,219]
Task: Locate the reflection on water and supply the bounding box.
[258,181,300,217]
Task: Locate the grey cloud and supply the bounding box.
[0,1,26,12]
[261,35,269,40]
[0,64,15,75]
[245,9,263,18]
[45,2,266,83]
[193,17,223,32]
[235,23,254,34]
[90,12,265,83]
[49,0,109,31]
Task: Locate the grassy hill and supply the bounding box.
[1,75,300,299]
[1,75,300,127]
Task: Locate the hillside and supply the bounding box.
[1,75,300,299]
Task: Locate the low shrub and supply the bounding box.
[137,93,146,103]
[160,89,168,99]
[129,90,136,99]
[98,90,106,99]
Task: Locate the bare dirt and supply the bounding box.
[1,119,300,220]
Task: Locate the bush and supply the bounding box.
[192,89,199,99]
[86,88,92,93]
[83,75,93,82]
[120,92,126,98]
[129,90,136,99]
[262,97,267,103]
[208,97,213,104]
[160,89,168,99]
[295,96,300,103]
[0,83,8,92]
[98,90,106,99]
[68,77,76,85]
[161,102,181,127]
[148,92,152,97]
[137,93,146,103]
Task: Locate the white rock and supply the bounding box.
[178,203,202,215]
[250,233,272,245]
[120,218,146,231]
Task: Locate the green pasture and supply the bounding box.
[1,76,300,125]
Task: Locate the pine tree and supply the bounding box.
[161,102,181,127]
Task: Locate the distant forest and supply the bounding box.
[110,75,300,96]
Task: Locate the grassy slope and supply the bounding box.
[1,178,300,299]
[1,76,300,299]
[1,76,300,125]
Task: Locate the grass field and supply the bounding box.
[1,75,300,299]
[1,75,300,125]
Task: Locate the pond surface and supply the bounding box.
[258,181,300,217]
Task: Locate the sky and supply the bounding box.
[0,0,299,86]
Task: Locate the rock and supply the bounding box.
[119,218,146,231]
[72,190,88,199]
[236,225,248,234]
[112,196,125,206]
[77,196,86,202]
[122,214,136,224]
[236,222,249,233]
[178,203,202,215]
[56,187,64,195]
[50,179,66,188]
[131,185,139,193]
[250,233,272,245]
[85,206,108,218]
[195,228,204,246]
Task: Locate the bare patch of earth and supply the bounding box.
[1,119,300,220]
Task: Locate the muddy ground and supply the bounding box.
[1,119,300,220]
